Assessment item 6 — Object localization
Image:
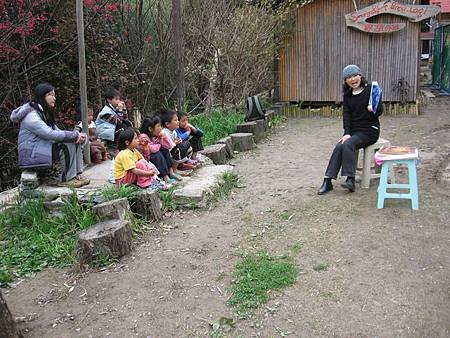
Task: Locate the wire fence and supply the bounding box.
[432,24,450,93]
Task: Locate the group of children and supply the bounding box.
[114,109,204,191]
[83,87,204,191]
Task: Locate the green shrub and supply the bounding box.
[0,195,96,287]
[101,184,140,202]
[189,110,245,146]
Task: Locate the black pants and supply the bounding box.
[324,130,379,179]
[150,148,172,178]
[189,129,204,152]
[170,141,191,163]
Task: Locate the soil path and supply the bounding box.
[3,97,450,338]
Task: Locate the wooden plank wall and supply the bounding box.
[279,0,420,103]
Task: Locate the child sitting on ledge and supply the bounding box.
[138,115,177,184]
[114,128,166,190]
[76,107,108,164]
[176,111,204,165]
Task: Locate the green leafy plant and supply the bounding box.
[101,184,140,202]
[206,172,240,206]
[228,251,298,313]
[271,114,286,128]
[313,262,329,272]
[90,253,118,268]
[189,110,245,146]
[0,196,96,287]
[159,186,177,213]
[290,240,304,254]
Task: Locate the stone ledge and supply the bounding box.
[173,164,233,206]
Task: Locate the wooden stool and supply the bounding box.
[356,138,391,189]
[377,155,419,210]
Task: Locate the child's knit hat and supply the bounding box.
[343,65,362,80]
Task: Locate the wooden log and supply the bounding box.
[237,121,264,142]
[93,197,131,221]
[255,119,266,141]
[199,144,228,165]
[230,133,254,152]
[0,291,23,338]
[130,190,162,221]
[77,219,132,264]
[237,121,256,133]
[216,136,233,158]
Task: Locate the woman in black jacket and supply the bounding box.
[318,65,383,194]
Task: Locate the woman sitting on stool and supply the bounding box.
[10,83,90,187]
[318,64,383,195]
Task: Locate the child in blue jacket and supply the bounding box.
[176,111,204,163]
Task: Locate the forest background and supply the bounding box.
[0,0,309,191]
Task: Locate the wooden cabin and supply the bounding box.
[278,0,440,107]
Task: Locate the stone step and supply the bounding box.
[173,164,233,206]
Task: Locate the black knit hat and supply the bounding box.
[33,82,55,102]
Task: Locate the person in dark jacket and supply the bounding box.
[318,65,383,194]
[10,83,90,187]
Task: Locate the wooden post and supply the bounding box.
[76,0,91,165]
[172,0,185,109]
[0,290,23,338]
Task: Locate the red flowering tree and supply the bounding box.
[0,0,130,191]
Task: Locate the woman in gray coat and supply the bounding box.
[10,83,90,187]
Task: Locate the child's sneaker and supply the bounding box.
[170,173,183,181]
[187,159,198,165]
[179,162,195,170]
[58,178,84,188]
[75,174,90,186]
[167,178,178,185]
[177,169,192,176]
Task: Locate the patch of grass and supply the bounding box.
[0,195,96,287]
[90,253,118,268]
[189,109,245,146]
[278,210,294,221]
[290,240,304,254]
[101,184,140,202]
[313,262,329,272]
[159,186,177,213]
[206,172,240,206]
[129,215,150,237]
[270,114,286,128]
[228,251,298,313]
[209,317,235,337]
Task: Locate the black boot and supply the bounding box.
[318,178,333,195]
[341,176,355,192]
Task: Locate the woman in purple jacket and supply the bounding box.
[10,83,90,187]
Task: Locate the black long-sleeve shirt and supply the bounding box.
[343,84,383,136]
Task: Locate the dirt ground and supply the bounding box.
[3,96,450,338]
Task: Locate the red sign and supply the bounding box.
[346,1,441,33]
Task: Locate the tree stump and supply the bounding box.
[216,136,233,158]
[255,119,266,141]
[77,219,132,265]
[93,198,131,221]
[230,133,254,152]
[200,144,228,165]
[0,290,23,338]
[237,121,264,142]
[130,190,162,221]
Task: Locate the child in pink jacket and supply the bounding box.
[138,115,177,183]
